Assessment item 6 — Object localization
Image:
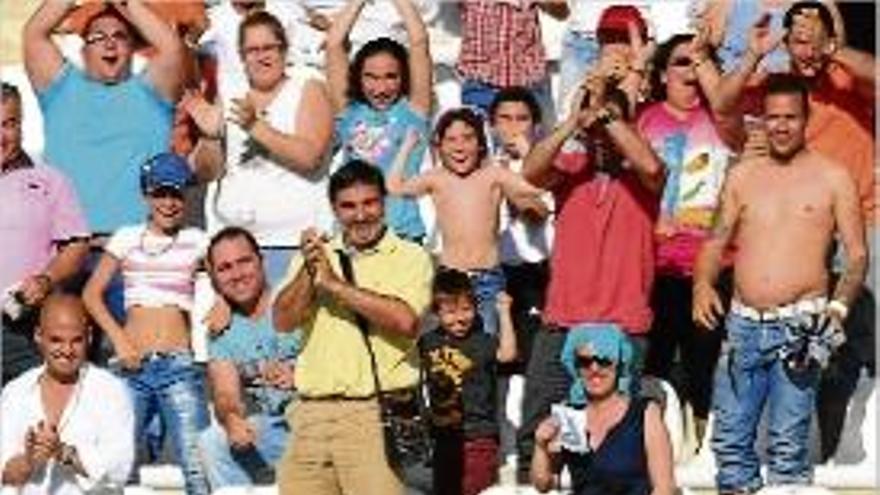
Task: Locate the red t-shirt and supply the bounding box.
[544,140,659,334]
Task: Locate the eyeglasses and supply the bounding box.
[576,355,615,370]
[84,31,132,46]
[669,57,694,68]
[242,43,284,58]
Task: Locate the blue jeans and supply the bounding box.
[116,351,211,495]
[712,313,820,493]
[199,413,290,488]
[468,266,506,336]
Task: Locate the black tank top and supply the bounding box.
[562,398,650,495]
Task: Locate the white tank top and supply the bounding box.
[206,67,333,247]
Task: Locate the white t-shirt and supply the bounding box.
[105,224,207,311]
[205,69,334,247]
[497,158,555,265]
[0,365,135,495]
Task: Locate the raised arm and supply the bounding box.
[599,107,665,193]
[273,231,321,332]
[536,0,569,21]
[386,129,433,197]
[828,165,868,310]
[832,47,876,95]
[496,166,550,220]
[325,0,369,112]
[691,31,746,151]
[693,164,744,328]
[236,80,335,174]
[709,14,783,116]
[121,0,184,101]
[391,0,432,114]
[22,0,70,91]
[523,105,584,190]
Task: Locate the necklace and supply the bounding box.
[139,226,180,258]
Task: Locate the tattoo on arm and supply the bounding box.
[832,258,867,308]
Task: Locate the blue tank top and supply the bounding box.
[562,399,650,495]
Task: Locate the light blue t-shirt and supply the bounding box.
[336,98,428,240]
[719,0,790,73]
[209,311,300,416]
[37,63,174,233]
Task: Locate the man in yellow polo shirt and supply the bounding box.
[273,159,433,495]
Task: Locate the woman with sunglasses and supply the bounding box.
[83,153,210,495]
[637,33,741,445]
[530,325,675,495]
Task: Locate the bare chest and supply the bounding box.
[739,172,834,229]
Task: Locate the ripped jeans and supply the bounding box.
[711,313,820,493]
[116,351,210,495]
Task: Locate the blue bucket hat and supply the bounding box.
[560,323,635,406]
[140,153,194,193]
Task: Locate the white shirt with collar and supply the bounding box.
[0,364,135,494]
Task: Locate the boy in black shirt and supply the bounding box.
[420,269,517,495]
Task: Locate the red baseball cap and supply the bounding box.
[596,5,648,45]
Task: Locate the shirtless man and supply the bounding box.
[387,107,547,336]
[692,74,866,494]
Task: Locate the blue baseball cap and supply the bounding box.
[140,153,194,193]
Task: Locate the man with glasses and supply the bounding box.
[23,0,184,235]
[1,81,89,386]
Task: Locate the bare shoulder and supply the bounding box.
[810,153,855,188]
[722,158,760,190]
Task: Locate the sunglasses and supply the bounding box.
[147,186,184,199]
[576,355,615,370]
[669,57,694,68]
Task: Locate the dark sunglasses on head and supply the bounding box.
[669,57,694,68]
[576,355,615,370]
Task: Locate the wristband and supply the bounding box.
[827,299,849,321]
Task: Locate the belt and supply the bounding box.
[731,297,827,322]
[300,393,376,402]
[141,350,191,362]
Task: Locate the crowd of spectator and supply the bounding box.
[1,1,875,495]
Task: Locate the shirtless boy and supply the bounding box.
[692,74,867,494]
[387,107,546,335]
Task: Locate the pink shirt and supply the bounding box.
[0,159,88,299]
[637,102,733,276]
[544,140,657,334]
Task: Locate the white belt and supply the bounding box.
[731,297,827,321]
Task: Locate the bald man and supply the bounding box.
[1,295,135,494]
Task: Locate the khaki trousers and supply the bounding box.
[278,399,403,495]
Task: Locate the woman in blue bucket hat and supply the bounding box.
[530,324,676,494]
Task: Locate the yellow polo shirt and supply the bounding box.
[280,231,433,398]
